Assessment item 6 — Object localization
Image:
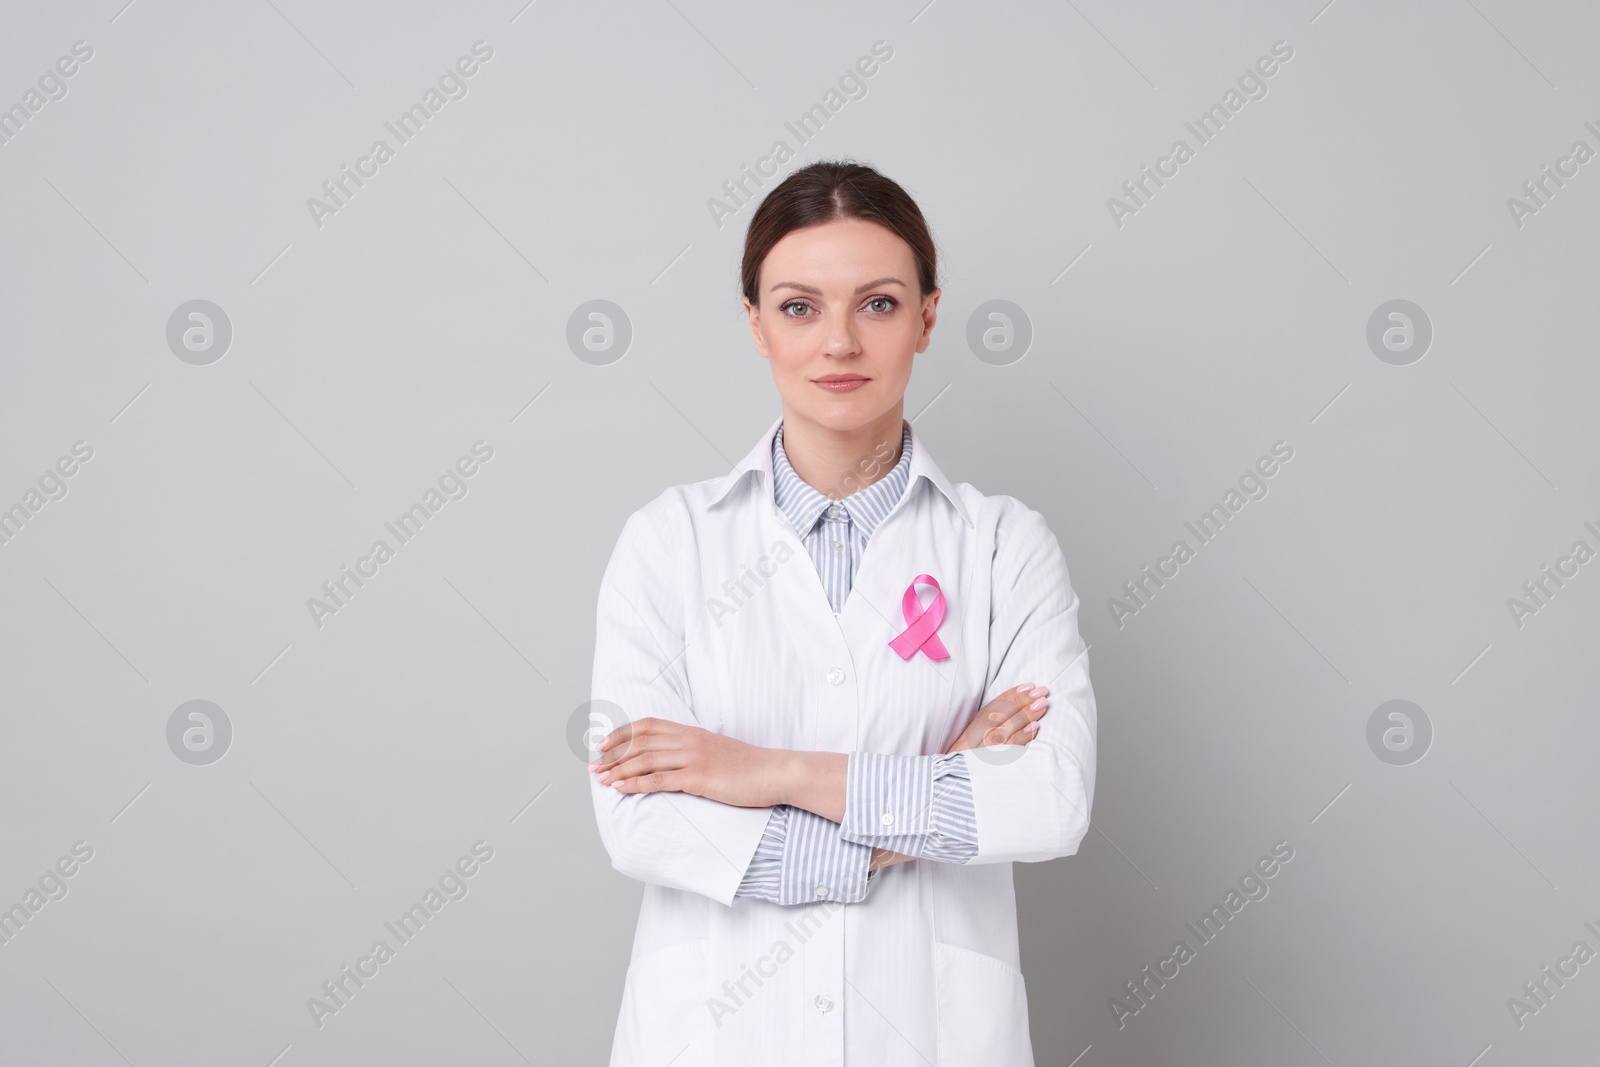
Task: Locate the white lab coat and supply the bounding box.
[589,413,1097,1066]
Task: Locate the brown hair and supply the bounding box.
[740,159,938,307]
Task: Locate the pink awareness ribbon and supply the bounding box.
[888,573,951,661]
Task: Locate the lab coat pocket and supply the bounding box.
[612,938,710,1067]
[931,940,1034,1067]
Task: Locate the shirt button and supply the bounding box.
[881,812,895,825]
[830,540,843,551]
[814,993,834,1013]
[825,504,842,519]
[815,884,829,899]
[826,666,845,685]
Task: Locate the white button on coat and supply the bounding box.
[590,414,1098,1067]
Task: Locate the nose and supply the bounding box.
[822,310,861,357]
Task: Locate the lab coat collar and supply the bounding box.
[703,412,974,528]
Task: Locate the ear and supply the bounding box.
[743,296,771,359]
[915,287,941,353]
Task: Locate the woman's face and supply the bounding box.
[743,217,939,436]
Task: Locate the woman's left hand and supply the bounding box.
[590,718,787,808]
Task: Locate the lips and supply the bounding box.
[814,375,868,393]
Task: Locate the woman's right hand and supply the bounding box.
[869,684,1050,873]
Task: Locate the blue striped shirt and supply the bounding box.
[735,418,980,906]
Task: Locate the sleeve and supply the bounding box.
[588,502,777,907]
[838,751,980,862]
[958,501,1097,864]
[735,805,876,905]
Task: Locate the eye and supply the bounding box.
[864,295,899,314]
[779,300,814,318]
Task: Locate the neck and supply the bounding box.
[780,405,906,501]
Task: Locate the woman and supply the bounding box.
[587,160,1097,1066]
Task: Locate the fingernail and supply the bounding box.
[1029,697,1046,711]
[1029,686,1047,697]
[1027,721,1040,732]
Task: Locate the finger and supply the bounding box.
[611,770,677,794]
[593,738,674,778]
[987,695,1049,745]
[596,716,674,755]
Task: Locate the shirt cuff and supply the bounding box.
[776,807,872,905]
[733,805,875,905]
[841,751,979,863]
[732,806,790,903]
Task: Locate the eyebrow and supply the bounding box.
[767,276,907,296]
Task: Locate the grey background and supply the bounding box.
[1,0,1596,1064]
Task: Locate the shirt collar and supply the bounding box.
[771,418,912,540]
[701,413,974,528]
